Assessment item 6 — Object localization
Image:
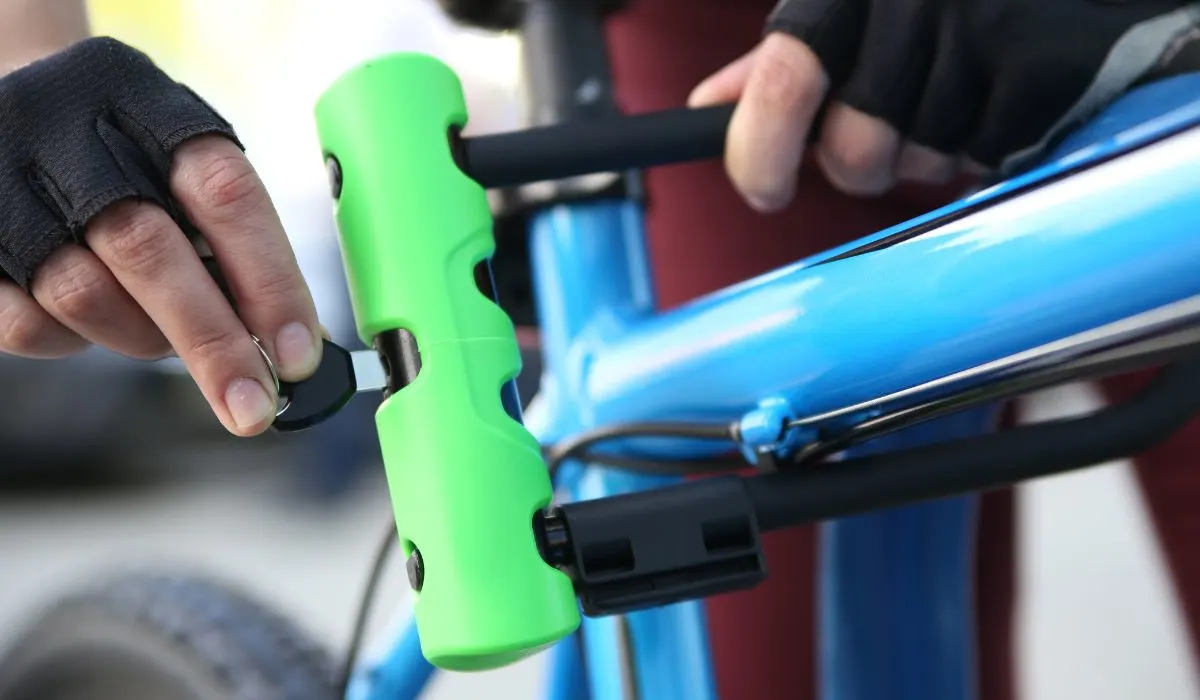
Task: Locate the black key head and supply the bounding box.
[273,339,358,432]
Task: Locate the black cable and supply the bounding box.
[544,420,740,477]
[572,450,748,475]
[338,519,400,696]
[790,325,1200,465]
[747,358,1200,531]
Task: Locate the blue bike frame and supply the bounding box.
[346,73,1200,700]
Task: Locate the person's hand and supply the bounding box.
[0,37,322,437]
[689,0,1200,212]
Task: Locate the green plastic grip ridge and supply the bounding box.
[313,53,579,671]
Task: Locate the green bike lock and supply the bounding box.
[313,53,579,670]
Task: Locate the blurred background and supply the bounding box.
[0,1,1195,699]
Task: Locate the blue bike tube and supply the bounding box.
[821,408,999,700]
[346,606,589,700]
[525,199,721,700]
[818,98,1200,700]
[567,97,1200,436]
[346,608,434,700]
[545,631,591,700]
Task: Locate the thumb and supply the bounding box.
[688,48,758,107]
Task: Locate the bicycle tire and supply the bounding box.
[0,571,339,700]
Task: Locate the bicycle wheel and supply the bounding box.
[0,571,339,700]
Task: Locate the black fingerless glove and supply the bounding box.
[437,0,630,31]
[765,0,1200,172]
[0,37,241,290]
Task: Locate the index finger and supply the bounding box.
[727,33,829,213]
[169,135,322,382]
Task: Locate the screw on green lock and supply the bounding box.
[313,53,579,671]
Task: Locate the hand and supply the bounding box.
[689,0,1200,212]
[0,38,323,437]
[3,136,323,437]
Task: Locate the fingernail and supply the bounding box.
[275,322,320,379]
[225,377,274,430]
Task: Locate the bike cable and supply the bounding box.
[339,518,400,697]
[789,323,1200,466]
[543,420,746,477]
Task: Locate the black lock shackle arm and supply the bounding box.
[457,103,735,190]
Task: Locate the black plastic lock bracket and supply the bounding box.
[550,475,767,616]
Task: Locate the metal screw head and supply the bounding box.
[405,548,424,592]
[325,156,343,199]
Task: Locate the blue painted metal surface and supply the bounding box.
[527,202,721,700]
[820,408,998,700]
[352,74,1200,700]
[346,610,433,700]
[573,98,1200,435]
[545,632,591,700]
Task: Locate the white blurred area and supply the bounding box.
[0,2,1196,699]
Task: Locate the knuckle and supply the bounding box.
[752,40,824,113]
[187,328,236,364]
[0,305,59,355]
[99,203,177,279]
[753,63,803,114]
[897,148,954,183]
[247,266,305,308]
[185,152,266,221]
[41,258,111,323]
[183,327,246,379]
[826,137,890,180]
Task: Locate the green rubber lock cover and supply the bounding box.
[313,53,579,670]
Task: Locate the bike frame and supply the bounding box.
[343,70,1200,700]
